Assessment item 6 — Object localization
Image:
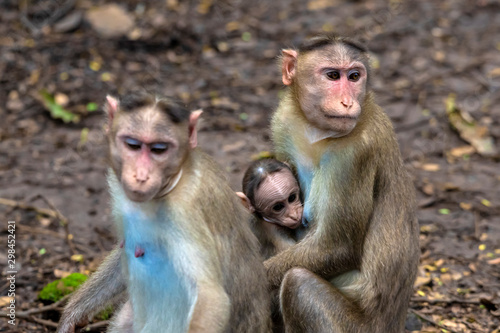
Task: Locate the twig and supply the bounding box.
[33,194,77,255]
[410,309,460,333]
[0,295,70,328]
[12,312,58,328]
[80,320,110,332]
[411,296,482,305]
[18,224,66,239]
[0,197,59,218]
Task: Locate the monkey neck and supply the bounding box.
[156,168,183,199]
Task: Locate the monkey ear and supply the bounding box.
[281,49,298,86]
[188,109,203,149]
[105,95,119,132]
[236,192,254,212]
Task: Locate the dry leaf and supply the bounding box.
[414,276,431,288]
[459,202,472,210]
[487,257,500,265]
[446,93,497,156]
[54,269,71,278]
[422,183,434,196]
[0,296,12,307]
[420,163,440,172]
[222,140,246,153]
[449,145,475,157]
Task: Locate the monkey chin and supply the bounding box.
[123,187,157,203]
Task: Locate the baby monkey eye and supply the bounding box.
[326,71,340,80]
[150,143,169,154]
[272,202,285,212]
[125,138,141,151]
[349,71,360,81]
[288,193,297,203]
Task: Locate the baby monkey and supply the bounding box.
[237,159,303,259]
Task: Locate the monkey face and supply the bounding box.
[109,107,189,203]
[254,169,303,229]
[282,44,368,136]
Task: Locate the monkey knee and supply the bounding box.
[282,267,314,289]
[280,267,316,302]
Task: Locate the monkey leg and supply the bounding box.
[107,301,134,333]
[280,267,366,333]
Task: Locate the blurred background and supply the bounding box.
[0,0,499,332]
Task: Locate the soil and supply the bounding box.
[1,0,499,332]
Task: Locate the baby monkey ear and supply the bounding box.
[188,109,203,149]
[236,192,255,213]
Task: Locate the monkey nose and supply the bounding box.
[341,99,352,108]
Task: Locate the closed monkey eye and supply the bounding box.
[125,138,141,151]
[150,143,169,155]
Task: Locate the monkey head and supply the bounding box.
[105,93,201,202]
[239,159,303,229]
[281,36,370,136]
[253,169,303,229]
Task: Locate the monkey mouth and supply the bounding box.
[324,114,357,120]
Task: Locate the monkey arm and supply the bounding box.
[57,246,126,333]
[264,153,375,289]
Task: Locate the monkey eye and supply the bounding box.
[326,71,340,80]
[349,71,360,81]
[272,202,285,212]
[150,143,169,154]
[125,138,142,151]
[288,193,297,203]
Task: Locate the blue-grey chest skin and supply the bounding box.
[110,175,197,332]
[294,149,339,229]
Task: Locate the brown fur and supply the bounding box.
[268,36,420,333]
[57,94,271,333]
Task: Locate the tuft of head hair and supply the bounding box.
[117,92,190,124]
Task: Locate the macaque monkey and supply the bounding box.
[268,35,420,333]
[237,159,303,259]
[57,93,271,333]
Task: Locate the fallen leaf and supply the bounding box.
[487,257,500,265]
[71,254,84,262]
[251,151,273,160]
[439,208,450,215]
[414,276,431,287]
[307,0,339,11]
[449,145,475,157]
[222,140,246,153]
[54,269,71,278]
[422,184,434,196]
[39,90,80,123]
[446,93,497,156]
[0,297,12,307]
[479,244,486,251]
[481,199,491,207]
[489,67,500,77]
[459,202,472,210]
[421,163,440,172]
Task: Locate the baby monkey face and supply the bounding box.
[254,169,303,229]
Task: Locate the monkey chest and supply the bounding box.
[120,212,198,331]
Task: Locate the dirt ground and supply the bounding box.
[1,0,499,332]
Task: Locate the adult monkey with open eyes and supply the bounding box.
[268,35,420,333]
[57,93,271,333]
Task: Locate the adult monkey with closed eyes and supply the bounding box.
[268,35,420,333]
